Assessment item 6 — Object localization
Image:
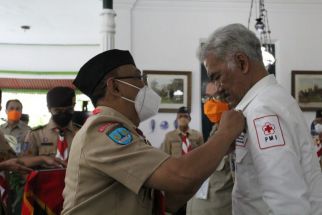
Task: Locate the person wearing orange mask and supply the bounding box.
[161,106,204,215]
[187,82,233,215]
[0,99,31,155]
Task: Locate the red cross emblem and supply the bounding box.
[262,122,275,135]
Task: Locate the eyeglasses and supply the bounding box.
[114,74,148,85]
[201,96,216,103]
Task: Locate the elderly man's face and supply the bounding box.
[204,53,248,108]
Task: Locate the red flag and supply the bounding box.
[21,169,65,215]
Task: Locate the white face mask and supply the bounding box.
[116,79,161,122]
[315,123,322,134]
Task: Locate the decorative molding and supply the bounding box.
[0,43,100,46]
[126,0,322,11]
[0,70,76,79]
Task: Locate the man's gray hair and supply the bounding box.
[198,23,262,62]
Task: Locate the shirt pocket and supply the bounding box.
[171,141,182,156]
[234,148,253,196]
[39,144,55,156]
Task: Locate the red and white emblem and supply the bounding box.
[262,122,275,135]
[253,115,285,150]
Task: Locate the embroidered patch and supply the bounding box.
[253,115,285,149]
[98,122,117,132]
[106,126,133,145]
[235,131,247,147]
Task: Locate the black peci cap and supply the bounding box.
[73,49,135,99]
[177,106,190,115]
[47,87,75,108]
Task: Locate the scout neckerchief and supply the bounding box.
[55,128,68,161]
[135,127,165,215]
[181,132,191,155]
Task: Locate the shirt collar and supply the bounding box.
[2,121,23,129]
[235,74,277,112]
[175,128,191,136]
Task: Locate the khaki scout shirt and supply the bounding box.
[0,130,15,161]
[161,128,204,157]
[0,121,31,145]
[62,106,169,215]
[24,118,76,156]
[186,124,233,215]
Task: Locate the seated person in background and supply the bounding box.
[0,99,31,155]
[24,87,78,161]
[311,109,322,169]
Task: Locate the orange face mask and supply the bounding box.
[203,99,229,123]
[8,110,22,122]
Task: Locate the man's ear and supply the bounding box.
[107,79,120,96]
[234,52,249,74]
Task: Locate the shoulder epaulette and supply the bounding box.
[31,125,46,131]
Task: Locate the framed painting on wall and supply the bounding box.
[291,70,322,111]
[143,70,192,113]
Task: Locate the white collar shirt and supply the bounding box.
[233,74,322,215]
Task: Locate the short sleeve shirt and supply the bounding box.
[0,121,31,144]
[24,119,76,156]
[62,106,169,215]
[0,131,16,161]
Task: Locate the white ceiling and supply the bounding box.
[0,0,102,44]
[1,0,321,44]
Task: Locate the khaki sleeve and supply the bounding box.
[24,130,39,156]
[84,125,169,194]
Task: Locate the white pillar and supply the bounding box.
[100,9,116,51]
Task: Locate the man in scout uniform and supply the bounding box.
[0,99,31,155]
[0,90,16,161]
[161,106,204,157]
[187,82,233,215]
[24,86,77,160]
[62,49,245,215]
